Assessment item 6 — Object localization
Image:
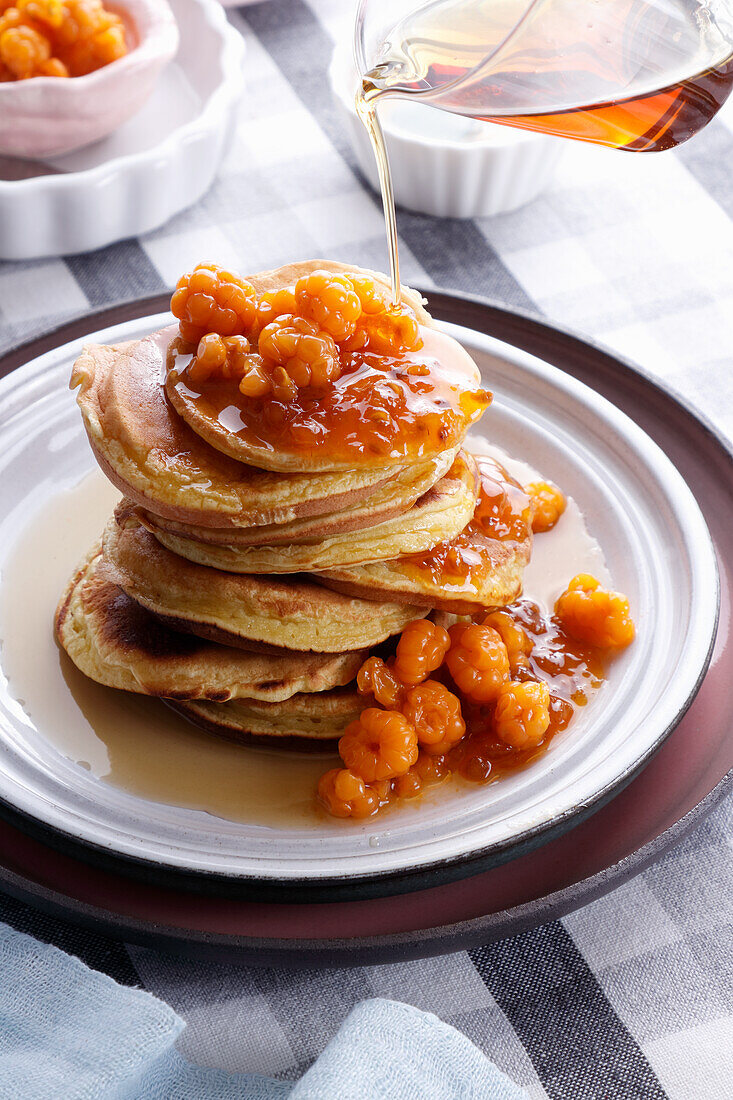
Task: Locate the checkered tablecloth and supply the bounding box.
[0,1,732,1096]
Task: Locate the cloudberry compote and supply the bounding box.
[294,271,362,342]
[402,680,465,756]
[168,339,490,469]
[357,656,404,710]
[526,481,566,533]
[446,623,510,703]
[258,315,340,390]
[392,619,450,687]
[0,0,127,80]
[509,598,605,706]
[493,680,551,750]
[555,574,635,649]
[171,263,258,345]
[339,708,418,782]
[401,455,532,604]
[319,581,635,819]
[317,768,389,819]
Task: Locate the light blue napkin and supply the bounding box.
[0,921,527,1100]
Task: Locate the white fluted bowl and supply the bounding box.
[0,0,244,260]
[330,48,565,219]
[0,0,179,159]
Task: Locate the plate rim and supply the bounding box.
[0,737,729,967]
[0,290,723,904]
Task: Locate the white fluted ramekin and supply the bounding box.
[0,0,179,159]
[330,48,565,219]
[0,0,244,260]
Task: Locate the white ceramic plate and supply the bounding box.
[0,0,245,260]
[0,312,718,887]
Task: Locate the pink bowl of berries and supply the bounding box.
[0,0,179,159]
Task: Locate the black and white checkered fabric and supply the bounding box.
[0,2,731,1095]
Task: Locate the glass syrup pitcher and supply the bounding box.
[354,0,733,300]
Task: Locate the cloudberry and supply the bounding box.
[18,0,63,27]
[472,457,533,543]
[351,273,389,315]
[555,574,635,649]
[0,24,50,78]
[526,481,566,533]
[317,768,386,819]
[171,263,258,345]
[0,0,127,79]
[392,750,451,799]
[270,365,298,402]
[493,680,551,749]
[339,708,418,782]
[238,358,273,399]
[65,15,125,75]
[482,610,532,674]
[412,751,451,785]
[402,680,466,755]
[343,303,422,356]
[391,768,422,799]
[393,619,450,687]
[258,314,340,389]
[357,656,404,710]
[39,55,66,73]
[187,334,254,385]
[294,271,362,342]
[446,623,510,703]
[256,287,297,331]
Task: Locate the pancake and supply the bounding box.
[136,446,458,548]
[72,329,415,529]
[317,454,534,614]
[165,259,489,474]
[166,690,363,750]
[143,451,479,575]
[103,511,428,654]
[55,545,364,702]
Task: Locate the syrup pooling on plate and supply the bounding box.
[0,471,339,829]
[166,264,491,467]
[401,454,533,595]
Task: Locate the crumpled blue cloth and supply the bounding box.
[0,921,527,1100]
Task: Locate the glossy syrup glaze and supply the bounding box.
[168,325,491,467]
[401,453,533,596]
[453,597,605,786]
[439,441,610,792]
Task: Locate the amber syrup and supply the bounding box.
[356,0,733,297]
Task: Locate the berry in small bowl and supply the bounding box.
[0,0,178,158]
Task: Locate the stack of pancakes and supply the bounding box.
[55,261,532,749]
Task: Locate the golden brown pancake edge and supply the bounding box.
[165,689,363,751]
[54,545,366,703]
[143,450,479,575]
[71,332,411,529]
[103,510,430,654]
